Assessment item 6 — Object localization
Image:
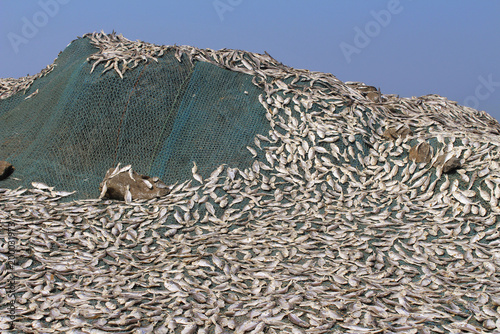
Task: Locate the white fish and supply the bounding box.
[287,313,310,328]
[24,88,39,100]
[205,202,215,216]
[119,164,132,174]
[193,172,203,184]
[142,178,153,189]
[110,162,121,177]
[247,145,257,157]
[452,191,472,205]
[124,185,132,203]
[241,58,253,71]
[174,210,183,224]
[192,161,198,174]
[180,324,197,334]
[52,190,76,197]
[98,182,108,199]
[31,181,53,191]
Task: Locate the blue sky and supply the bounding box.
[1,0,499,121]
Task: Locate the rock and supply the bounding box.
[345,82,380,102]
[361,85,378,93]
[366,91,380,102]
[99,165,170,201]
[382,128,397,140]
[435,155,461,173]
[0,161,14,180]
[443,157,462,173]
[383,125,412,140]
[409,142,433,164]
[398,127,412,138]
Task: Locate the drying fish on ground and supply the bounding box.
[1,31,500,333]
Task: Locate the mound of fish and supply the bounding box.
[1,31,500,333]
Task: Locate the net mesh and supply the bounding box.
[0,36,271,200]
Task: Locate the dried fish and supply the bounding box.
[1,31,499,334]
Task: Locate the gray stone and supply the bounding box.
[99,168,169,201]
[383,126,412,140]
[409,142,432,164]
[443,156,461,173]
[0,161,14,180]
[434,155,462,173]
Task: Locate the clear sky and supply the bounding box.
[1,0,499,121]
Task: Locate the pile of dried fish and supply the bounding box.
[1,32,500,333]
[0,63,55,100]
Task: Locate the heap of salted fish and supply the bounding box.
[1,31,500,333]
